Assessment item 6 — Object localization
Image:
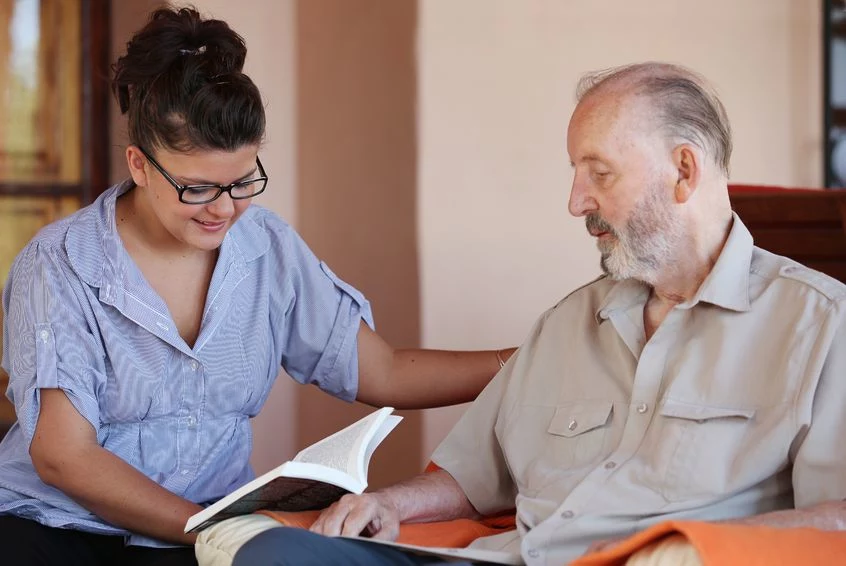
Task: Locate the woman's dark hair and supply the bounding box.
[112,6,265,153]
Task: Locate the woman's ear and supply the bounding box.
[672,144,701,204]
[125,146,149,188]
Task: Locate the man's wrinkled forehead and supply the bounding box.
[568,92,655,155]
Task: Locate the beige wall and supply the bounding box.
[111,0,824,468]
[416,0,823,455]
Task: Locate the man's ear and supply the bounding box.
[672,144,701,204]
[125,145,149,188]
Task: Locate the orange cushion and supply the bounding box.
[570,520,846,566]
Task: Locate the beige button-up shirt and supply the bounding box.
[432,214,846,565]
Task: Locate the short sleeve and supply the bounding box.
[270,226,373,402]
[430,361,517,515]
[2,242,106,444]
[792,304,846,507]
[431,310,555,515]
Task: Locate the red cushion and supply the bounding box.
[728,183,824,194]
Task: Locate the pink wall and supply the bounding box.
[295,0,423,487]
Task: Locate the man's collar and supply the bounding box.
[595,212,753,322]
[682,212,752,313]
[595,278,649,323]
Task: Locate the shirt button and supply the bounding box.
[560,510,575,519]
[186,415,197,427]
[527,549,540,558]
[568,419,578,431]
[39,330,50,342]
[604,461,617,470]
[637,402,649,414]
[190,361,199,371]
[181,469,189,475]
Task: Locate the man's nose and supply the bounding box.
[568,178,596,217]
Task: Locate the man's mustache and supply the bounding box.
[585,213,616,237]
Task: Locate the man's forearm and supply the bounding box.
[378,469,480,524]
[729,501,846,531]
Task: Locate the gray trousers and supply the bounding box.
[232,526,489,566]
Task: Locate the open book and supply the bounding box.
[185,406,402,533]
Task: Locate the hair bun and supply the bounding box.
[112,6,264,152]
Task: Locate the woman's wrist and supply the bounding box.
[494,347,517,369]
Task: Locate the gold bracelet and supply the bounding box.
[495,349,506,369]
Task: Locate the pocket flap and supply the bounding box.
[660,398,756,421]
[548,401,613,438]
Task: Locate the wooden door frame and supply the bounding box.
[0,0,111,203]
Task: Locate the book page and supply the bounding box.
[294,408,390,481]
[186,407,397,533]
[363,415,402,478]
[338,536,524,565]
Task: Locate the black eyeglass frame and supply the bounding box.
[137,146,268,205]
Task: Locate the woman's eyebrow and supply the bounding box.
[178,164,259,185]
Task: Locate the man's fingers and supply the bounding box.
[339,501,379,537]
[370,520,399,541]
[310,494,399,540]
[311,499,352,536]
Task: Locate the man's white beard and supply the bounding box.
[597,184,683,286]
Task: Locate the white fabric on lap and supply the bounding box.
[195,514,282,566]
[626,534,702,566]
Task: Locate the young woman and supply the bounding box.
[0,7,513,565]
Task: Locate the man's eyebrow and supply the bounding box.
[572,154,607,166]
[582,154,606,164]
[178,165,259,185]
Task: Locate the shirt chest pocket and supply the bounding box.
[644,399,768,502]
[546,400,614,470]
[504,400,614,495]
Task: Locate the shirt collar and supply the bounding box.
[65,181,130,289]
[595,211,753,322]
[684,212,752,313]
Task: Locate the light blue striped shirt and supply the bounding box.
[0,181,373,546]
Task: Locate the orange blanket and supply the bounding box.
[570,520,846,566]
[257,509,515,549]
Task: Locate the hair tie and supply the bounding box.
[179,45,207,56]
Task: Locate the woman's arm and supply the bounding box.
[355,322,516,409]
[30,389,202,545]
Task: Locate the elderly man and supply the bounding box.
[232,62,846,565]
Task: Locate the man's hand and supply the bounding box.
[310,492,400,541]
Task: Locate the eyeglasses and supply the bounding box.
[138,146,268,205]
